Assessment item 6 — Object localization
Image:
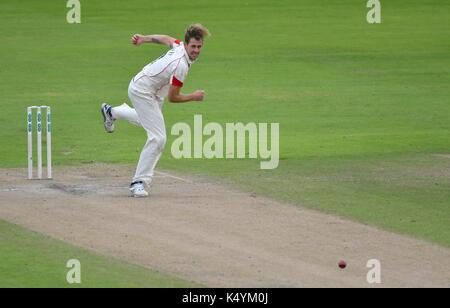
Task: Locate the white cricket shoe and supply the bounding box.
[101,103,115,133]
[130,181,149,198]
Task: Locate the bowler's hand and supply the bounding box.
[131,34,145,46]
[192,90,205,101]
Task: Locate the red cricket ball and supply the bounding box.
[338,260,347,269]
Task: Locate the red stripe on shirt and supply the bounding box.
[171,76,183,87]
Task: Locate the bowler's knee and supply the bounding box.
[148,134,166,151]
[158,135,167,150]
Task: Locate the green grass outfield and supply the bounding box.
[0,220,200,287]
[0,0,449,285]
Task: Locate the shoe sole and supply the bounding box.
[100,103,114,133]
[130,190,149,198]
[132,194,148,198]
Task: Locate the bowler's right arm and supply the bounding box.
[168,85,204,103]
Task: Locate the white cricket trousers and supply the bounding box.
[111,75,166,186]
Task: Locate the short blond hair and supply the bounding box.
[184,23,210,43]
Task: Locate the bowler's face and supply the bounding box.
[185,38,203,61]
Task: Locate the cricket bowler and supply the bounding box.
[101,24,210,197]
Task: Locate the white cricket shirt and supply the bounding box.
[134,39,192,101]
